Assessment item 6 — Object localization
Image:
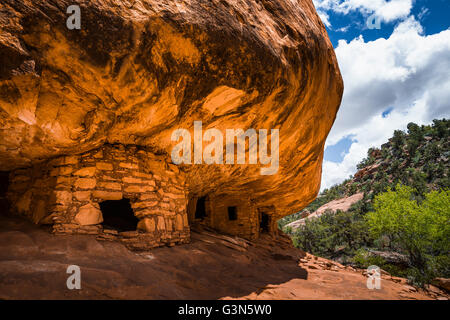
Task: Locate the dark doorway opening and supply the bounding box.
[228,206,237,221]
[0,171,10,215]
[195,196,207,220]
[99,198,138,232]
[260,213,270,233]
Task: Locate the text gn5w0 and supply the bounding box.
[223,304,272,315]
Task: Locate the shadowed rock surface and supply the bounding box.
[0,0,343,218]
[1,215,445,300]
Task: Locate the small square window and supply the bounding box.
[228,206,237,221]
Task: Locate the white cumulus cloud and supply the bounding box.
[313,0,413,27]
[321,17,450,190]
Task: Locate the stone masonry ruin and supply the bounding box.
[6,144,279,249]
[7,144,190,249]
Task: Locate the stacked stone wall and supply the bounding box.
[7,144,190,249]
[187,194,260,240]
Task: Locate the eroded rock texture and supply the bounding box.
[0,0,343,218]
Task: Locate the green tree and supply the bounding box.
[366,185,450,285]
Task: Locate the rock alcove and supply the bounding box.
[1,0,343,249]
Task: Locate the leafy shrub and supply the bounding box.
[291,205,372,261]
[353,248,385,268]
[366,185,450,286]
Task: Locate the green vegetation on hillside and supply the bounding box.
[366,185,449,285]
[279,119,450,286]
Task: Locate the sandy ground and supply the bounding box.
[0,215,447,300]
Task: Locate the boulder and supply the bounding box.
[367,250,409,267]
[75,203,103,226]
[137,218,156,233]
[432,278,450,293]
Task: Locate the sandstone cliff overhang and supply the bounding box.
[0,0,343,219]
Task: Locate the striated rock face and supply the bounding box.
[0,0,343,218]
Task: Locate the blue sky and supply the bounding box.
[324,135,356,163]
[323,0,450,46]
[316,0,450,190]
